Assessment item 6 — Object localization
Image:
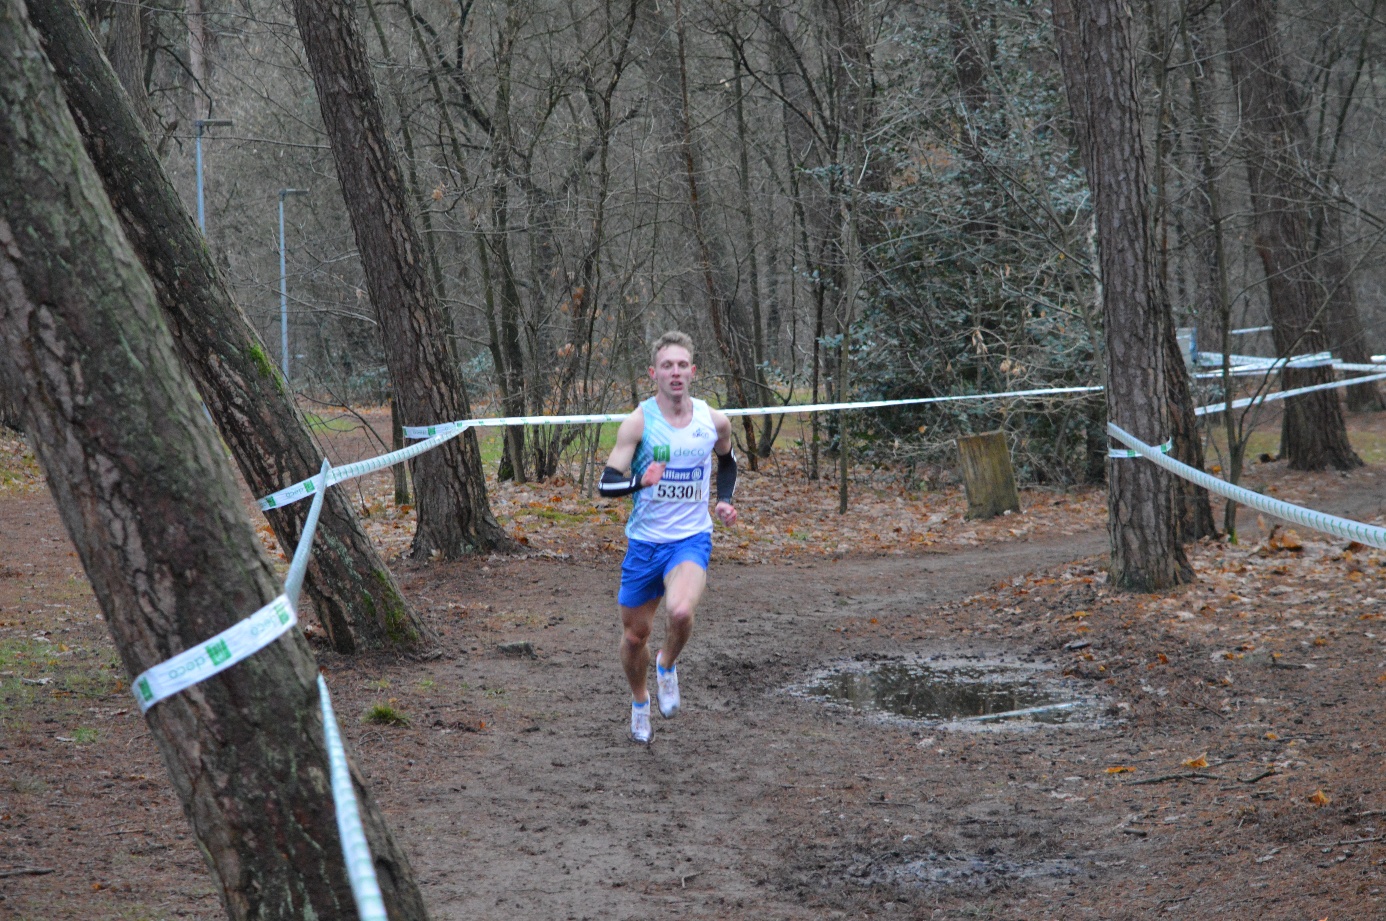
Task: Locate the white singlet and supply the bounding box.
[626,397,719,543]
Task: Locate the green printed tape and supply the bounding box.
[1109,437,1172,459]
[131,595,296,713]
[257,425,468,512]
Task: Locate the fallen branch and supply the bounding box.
[1126,771,1219,786]
[0,867,54,878]
[1177,696,1230,720]
[1238,769,1276,784]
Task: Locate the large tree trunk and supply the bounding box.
[30,0,431,655]
[1053,0,1192,590]
[291,0,512,559]
[1315,199,1383,411]
[1220,0,1361,470]
[0,3,429,917]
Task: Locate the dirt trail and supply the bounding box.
[6,425,1386,919]
[382,529,1113,921]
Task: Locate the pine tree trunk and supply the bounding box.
[1220,0,1361,470]
[0,4,429,916]
[29,0,431,654]
[291,0,512,559]
[1053,0,1192,591]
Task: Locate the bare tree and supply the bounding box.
[31,0,432,654]
[0,1,429,915]
[291,0,512,559]
[1053,0,1192,590]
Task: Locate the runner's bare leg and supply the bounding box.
[620,598,660,702]
[656,560,707,669]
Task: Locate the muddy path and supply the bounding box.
[5,418,1386,919]
[381,529,1114,921]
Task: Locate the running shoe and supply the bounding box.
[630,700,653,744]
[656,654,681,719]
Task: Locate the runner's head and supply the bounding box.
[649,331,696,399]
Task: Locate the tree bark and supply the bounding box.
[30,0,431,655]
[0,3,429,916]
[1053,0,1192,590]
[291,0,512,558]
[1220,0,1361,470]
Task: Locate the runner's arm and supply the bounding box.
[599,409,662,497]
[711,411,739,525]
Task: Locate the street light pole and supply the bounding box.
[194,118,233,233]
[278,189,309,383]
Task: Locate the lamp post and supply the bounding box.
[278,188,309,383]
[194,118,233,233]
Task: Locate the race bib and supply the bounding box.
[650,466,705,503]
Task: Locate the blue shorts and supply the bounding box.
[617,531,713,608]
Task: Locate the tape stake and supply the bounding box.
[319,674,387,921]
[131,595,296,713]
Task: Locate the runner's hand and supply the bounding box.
[715,501,737,527]
[640,462,666,487]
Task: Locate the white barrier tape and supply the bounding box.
[1193,364,1294,379]
[318,674,388,921]
[1194,372,1386,416]
[403,412,628,441]
[1230,326,1274,335]
[1110,437,1171,459]
[258,424,467,512]
[1332,362,1386,373]
[284,460,331,605]
[402,385,1106,442]
[1195,350,1335,370]
[131,595,296,713]
[1107,423,1386,549]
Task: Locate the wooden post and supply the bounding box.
[956,431,1021,519]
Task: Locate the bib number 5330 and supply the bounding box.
[651,467,703,502]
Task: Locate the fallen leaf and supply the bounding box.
[1183,754,1209,769]
[1105,766,1135,774]
[1308,789,1331,807]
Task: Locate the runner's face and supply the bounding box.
[650,346,695,398]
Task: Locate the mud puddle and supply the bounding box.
[795,656,1100,727]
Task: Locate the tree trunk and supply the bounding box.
[1220,0,1361,470]
[30,0,431,654]
[91,0,158,133]
[291,0,513,558]
[1053,0,1192,590]
[0,3,429,916]
[1315,199,1383,411]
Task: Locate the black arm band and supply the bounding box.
[715,448,737,504]
[599,465,643,498]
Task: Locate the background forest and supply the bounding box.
[90,0,1386,484]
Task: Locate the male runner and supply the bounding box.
[598,331,738,744]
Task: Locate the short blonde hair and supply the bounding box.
[651,330,695,366]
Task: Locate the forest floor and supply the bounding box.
[4,408,1386,920]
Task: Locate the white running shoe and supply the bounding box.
[656,655,681,719]
[630,700,653,744]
